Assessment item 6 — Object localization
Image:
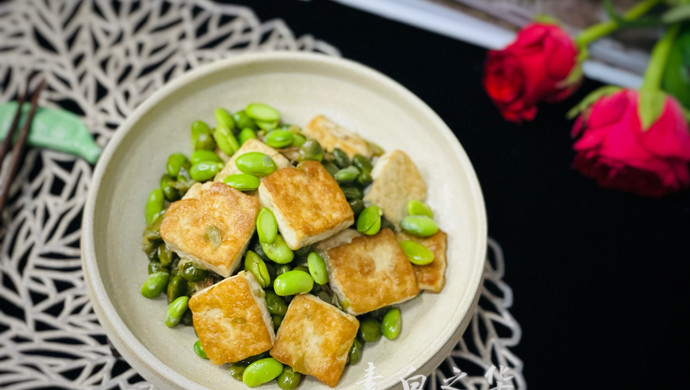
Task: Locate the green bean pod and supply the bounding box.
[399,240,435,265]
[381,307,402,340]
[235,152,278,177]
[400,215,439,237]
[189,161,224,182]
[245,251,271,288]
[165,296,189,327]
[190,149,223,165]
[238,128,257,145]
[307,252,328,285]
[140,271,170,299]
[276,366,302,390]
[260,235,294,264]
[145,188,164,225]
[193,339,209,359]
[256,207,278,244]
[246,103,281,122]
[223,173,260,192]
[406,200,433,218]
[166,153,190,178]
[356,205,382,236]
[213,123,240,156]
[214,108,235,130]
[265,291,288,316]
[273,270,314,296]
[242,357,283,387]
[358,317,382,342]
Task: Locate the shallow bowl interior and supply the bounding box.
[82,52,487,390]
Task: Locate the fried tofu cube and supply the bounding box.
[303,115,373,158]
[160,182,260,277]
[397,230,448,293]
[213,138,292,181]
[324,228,419,315]
[270,294,359,387]
[258,161,354,250]
[363,150,427,225]
[189,272,275,365]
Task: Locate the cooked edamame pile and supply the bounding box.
[139,102,442,388]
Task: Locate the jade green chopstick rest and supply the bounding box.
[0,101,101,164]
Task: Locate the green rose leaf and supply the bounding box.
[662,4,690,24]
[638,89,667,131]
[566,85,622,119]
[661,27,690,109]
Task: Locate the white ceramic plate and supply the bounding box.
[81,52,487,390]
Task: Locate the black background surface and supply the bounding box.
[225,1,689,388]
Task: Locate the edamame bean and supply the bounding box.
[272,314,283,330]
[215,108,235,130]
[242,357,283,387]
[352,154,373,173]
[213,123,240,156]
[400,215,438,237]
[356,170,372,186]
[191,120,211,141]
[181,262,207,282]
[381,307,402,340]
[264,129,293,148]
[166,274,188,303]
[245,251,270,288]
[273,270,314,296]
[229,363,248,381]
[323,161,339,177]
[145,188,164,225]
[334,166,360,183]
[260,235,294,264]
[358,317,382,342]
[246,103,281,122]
[406,200,433,218]
[256,207,278,244]
[399,240,435,265]
[190,150,222,165]
[165,296,189,327]
[265,291,288,316]
[297,139,323,162]
[235,152,277,177]
[223,173,260,191]
[349,199,365,216]
[238,128,257,145]
[257,120,278,131]
[332,148,350,168]
[291,133,306,147]
[173,166,195,194]
[182,309,194,326]
[166,153,190,177]
[316,291,332,304]
[307,252,328,285]
[203,225,222,248]
[148,261,166,274]
[140,271,170,298]
[233,110,257,130]
[276,366,302,390]
[160,174,180,201]
[189,161,224,182]
[157,243,173,266]
[193,340,208,359]
[347,339,363,365]
[276,264,291,276]
[357,205,382,236]
[340,184,363,201]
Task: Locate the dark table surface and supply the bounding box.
[236,1,690,388]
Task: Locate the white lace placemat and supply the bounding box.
[0,1,524,389]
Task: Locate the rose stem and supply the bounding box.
[574,0,662,48]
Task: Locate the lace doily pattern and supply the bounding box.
[0,1,523,388]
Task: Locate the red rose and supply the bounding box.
[572,89,690,197]
[483,23,580,123]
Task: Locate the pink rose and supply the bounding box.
[572,89,690,197]
[483,23,581,123]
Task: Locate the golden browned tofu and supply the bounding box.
[160,182,260,277]
[363,150,427,225]
[324,229,419,315]
[302,115,373,158]
[397,230,448,293]
[213,138,292,181]
[270,294,359,388]
[189,272,275,365]
[258,161,354,250]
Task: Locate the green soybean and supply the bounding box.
[382,307,402,340]
[406,200,433,218]
[245,250,271,288]
[160,174,180,201]
[242,357,283,387]
[334,166,360,183]
[182,309,194,326]
[273,270,314,296]
[215,108,235,129]
[229,363,248,381]
[349,199,365,216]
[357,205,381,236]
[148,261,166,274]
[257,207,278,244]
[165,296,189,327]
[166,274,188,303]
[291,133,306,147]
[297,139,323,162]
[399,240,435,265]
[194,132,217,151]
[213,123,240,156]
[264,129,293,148]
[323,160,339,177]
[233,110,257,130]
[223,173,260,191]
[235,152,277,177]
[173,166,195,194]
[265,291,288,316]
[190,150,222,165]
[332,148,351,168]
[157,243,174,266]
[193,340,208,359]
[238,128,257,145]
[191,120,211,141]
[181,262,207,282]
[347,339,363,365]
[272,314,283,330]
[340,184,363,201]
[256,120,278,131]
[246,103,281,122]
[307,252,328,285]
[352,154,373,173]
[166,152,190,177]
[358,317,382,342]
[356,170,372,186]
[400,215,438,237]
[276,367,302,390]
[276,264,291,277]
[189,161,224,182]
[145,188,164,225]
[140,271,170,299]
[260,235,294,264]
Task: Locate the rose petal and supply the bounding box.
[633,96,690,160]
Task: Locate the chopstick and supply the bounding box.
[0,77,46,215]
